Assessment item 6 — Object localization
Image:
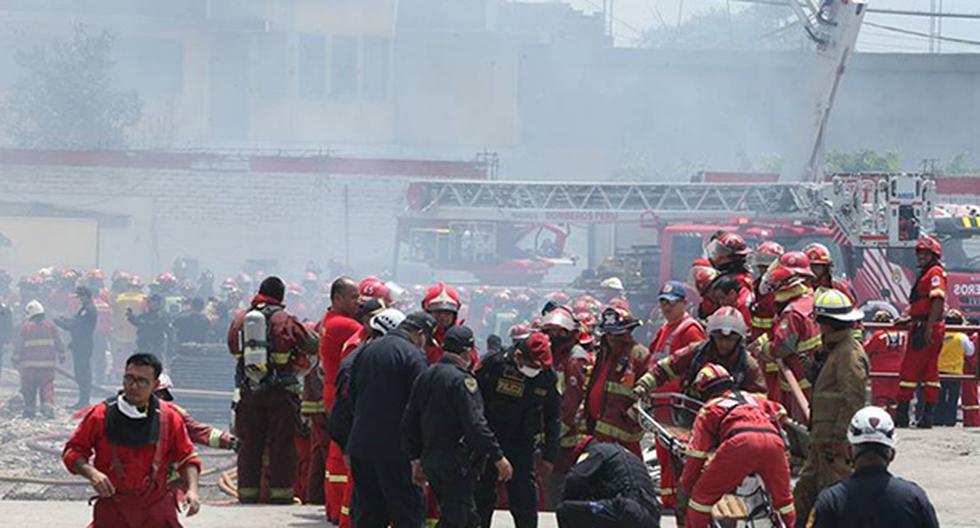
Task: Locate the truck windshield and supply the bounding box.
[944,237,980,273]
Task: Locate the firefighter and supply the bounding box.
[793,289,868,527]
[646,280,705,510]
[895,235,947,429]
[963,320,980,428]
[863,310,906,415]
[705,231,753,290]
[0,295,11,383]
[585,306,649,457]
[935,309,973,426]
[348,311,435,528]
[766,252,821,424]
[403,325,512,528]
[171,297,211,345]
[55,286,98,409]
[14,300,65,418]
[63,353,201,526]
[539,306,592,507]
[809,406,939,528]
[707,274,753,330]
[749,241,785,400]
[634,307,768,401]
[475,331,560,528]
[111,275,145,376]
[319,276,363,520]
[227,276,319,504]
[803,243,855,301]
[677,364,795,528]
[554,436,660,528]
[423,282,481,367]
[599,277,629,307]
[690,264,720,319]
[127,293,171,362]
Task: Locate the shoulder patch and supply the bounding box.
[464,377,479,394]
[779,319,789,330]
[931,275,941,287]
[576,452,589,464]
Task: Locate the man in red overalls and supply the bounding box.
[895,235,947,429]
[646,280,705,510]
[749,241,784,400]
[63,353,201,527]
[678,363,794,528]
[319,276,362,519]
[13,299,65,418]
[863,310,906,415]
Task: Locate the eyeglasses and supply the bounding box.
[123,374,153,388]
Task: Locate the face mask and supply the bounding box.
[519,365,542,378]
[117,396,148,419]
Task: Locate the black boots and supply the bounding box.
[917,403,936,429]
[895,401,911,428]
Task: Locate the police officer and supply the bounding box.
[403,325,513,528]
[810,406,939,528]
[555,436,660,528]
[475,331,560,528]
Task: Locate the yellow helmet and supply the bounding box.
[813,289,863,322]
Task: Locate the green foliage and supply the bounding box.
[3,25,141,149]
[942,152,979,175]
[824,149,901,173]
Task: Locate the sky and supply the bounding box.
[563,0,980,52]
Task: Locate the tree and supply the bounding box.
[3,25,141,149]
[824,149,901,173]
[643,5,803,50]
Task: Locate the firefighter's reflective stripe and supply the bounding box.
[301,400,325,414]
[659,487,676,496]
[779,377,812,390]
[962,405,980,410]
[689,499,714,514]
[686,448,709,459]
[604,381,636,398]
[765,361,780,373]
[560,433,589,448]
[899,381,918,388]
[327,474,349,483]
[238,487,260,498]
[925,381,942,388]
[270,352,291,365]
[797,335,821,353]
[269,487,294,499]
[425,518,439,528]
[929,288,946,298]
[813,391,843,401]
[208,429,223,448]
[594,420,643,443]
[751,316,774,329]
[19,360,56,368]
[340,506,350,515]
[777,502,795,514]
[657,357,677,379]
[24,339,55,347]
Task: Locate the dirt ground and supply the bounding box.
[0,370,976,527]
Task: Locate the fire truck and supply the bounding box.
[394,174,980,321]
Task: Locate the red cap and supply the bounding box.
[520,331,553,369]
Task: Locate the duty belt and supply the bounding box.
[724,426,782,441]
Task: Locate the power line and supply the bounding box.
[864,21,980,48]
[728,0,980,20]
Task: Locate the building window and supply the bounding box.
[362,36,389,101]
[252,31,288,97]
[299,33,326,98]
[330,35,358,98]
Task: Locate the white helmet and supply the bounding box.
[705,306,748,338]
[600,277,625,292]
[370,308,406,335]
[24,299,44,318]
[847,406,896,448]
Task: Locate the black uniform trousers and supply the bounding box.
[475,444,538,528]
[70,340,93,405]
[556,495,658,528]
[351,454,424,528]
[421,449,480,528]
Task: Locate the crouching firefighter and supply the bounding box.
[677,364,795,528]
[228,276,319,504]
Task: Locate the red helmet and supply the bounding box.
[422,282,461,313]
[85,269,106,281]
[508,323,532,341]
[753,241,785,268]
[221,277,238,291]
[494,290,512,304]
[515,293,532,305]
[778,251,815,278]
[519,332,554,369]
[915,235,942,258]
[359,277,389,301]
[541,306,578,332]
[691,266,720,295]
[707,232,751,261]
[575,310,596,332]
[287,282,304,296]
[804,243,832,266]
[694,363,734,395]
[549,291,570,305]
[157,272,178,288]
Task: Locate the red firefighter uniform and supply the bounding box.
[167,403,235,502]
[963,332,980,427]
[318,310,361,520]
[770,294,821,424]
[228,293,318,504]
[897,262,947,404]
[639,340,769,399]
[750,277,781,400]
[584,335,650,458]
[679,388,794,528]
[553,341,593,470]
[63,399,201,528]
[299,365,327,505]
[647,312,705,508]
[864,329,906,413]
[13,316,65,416]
